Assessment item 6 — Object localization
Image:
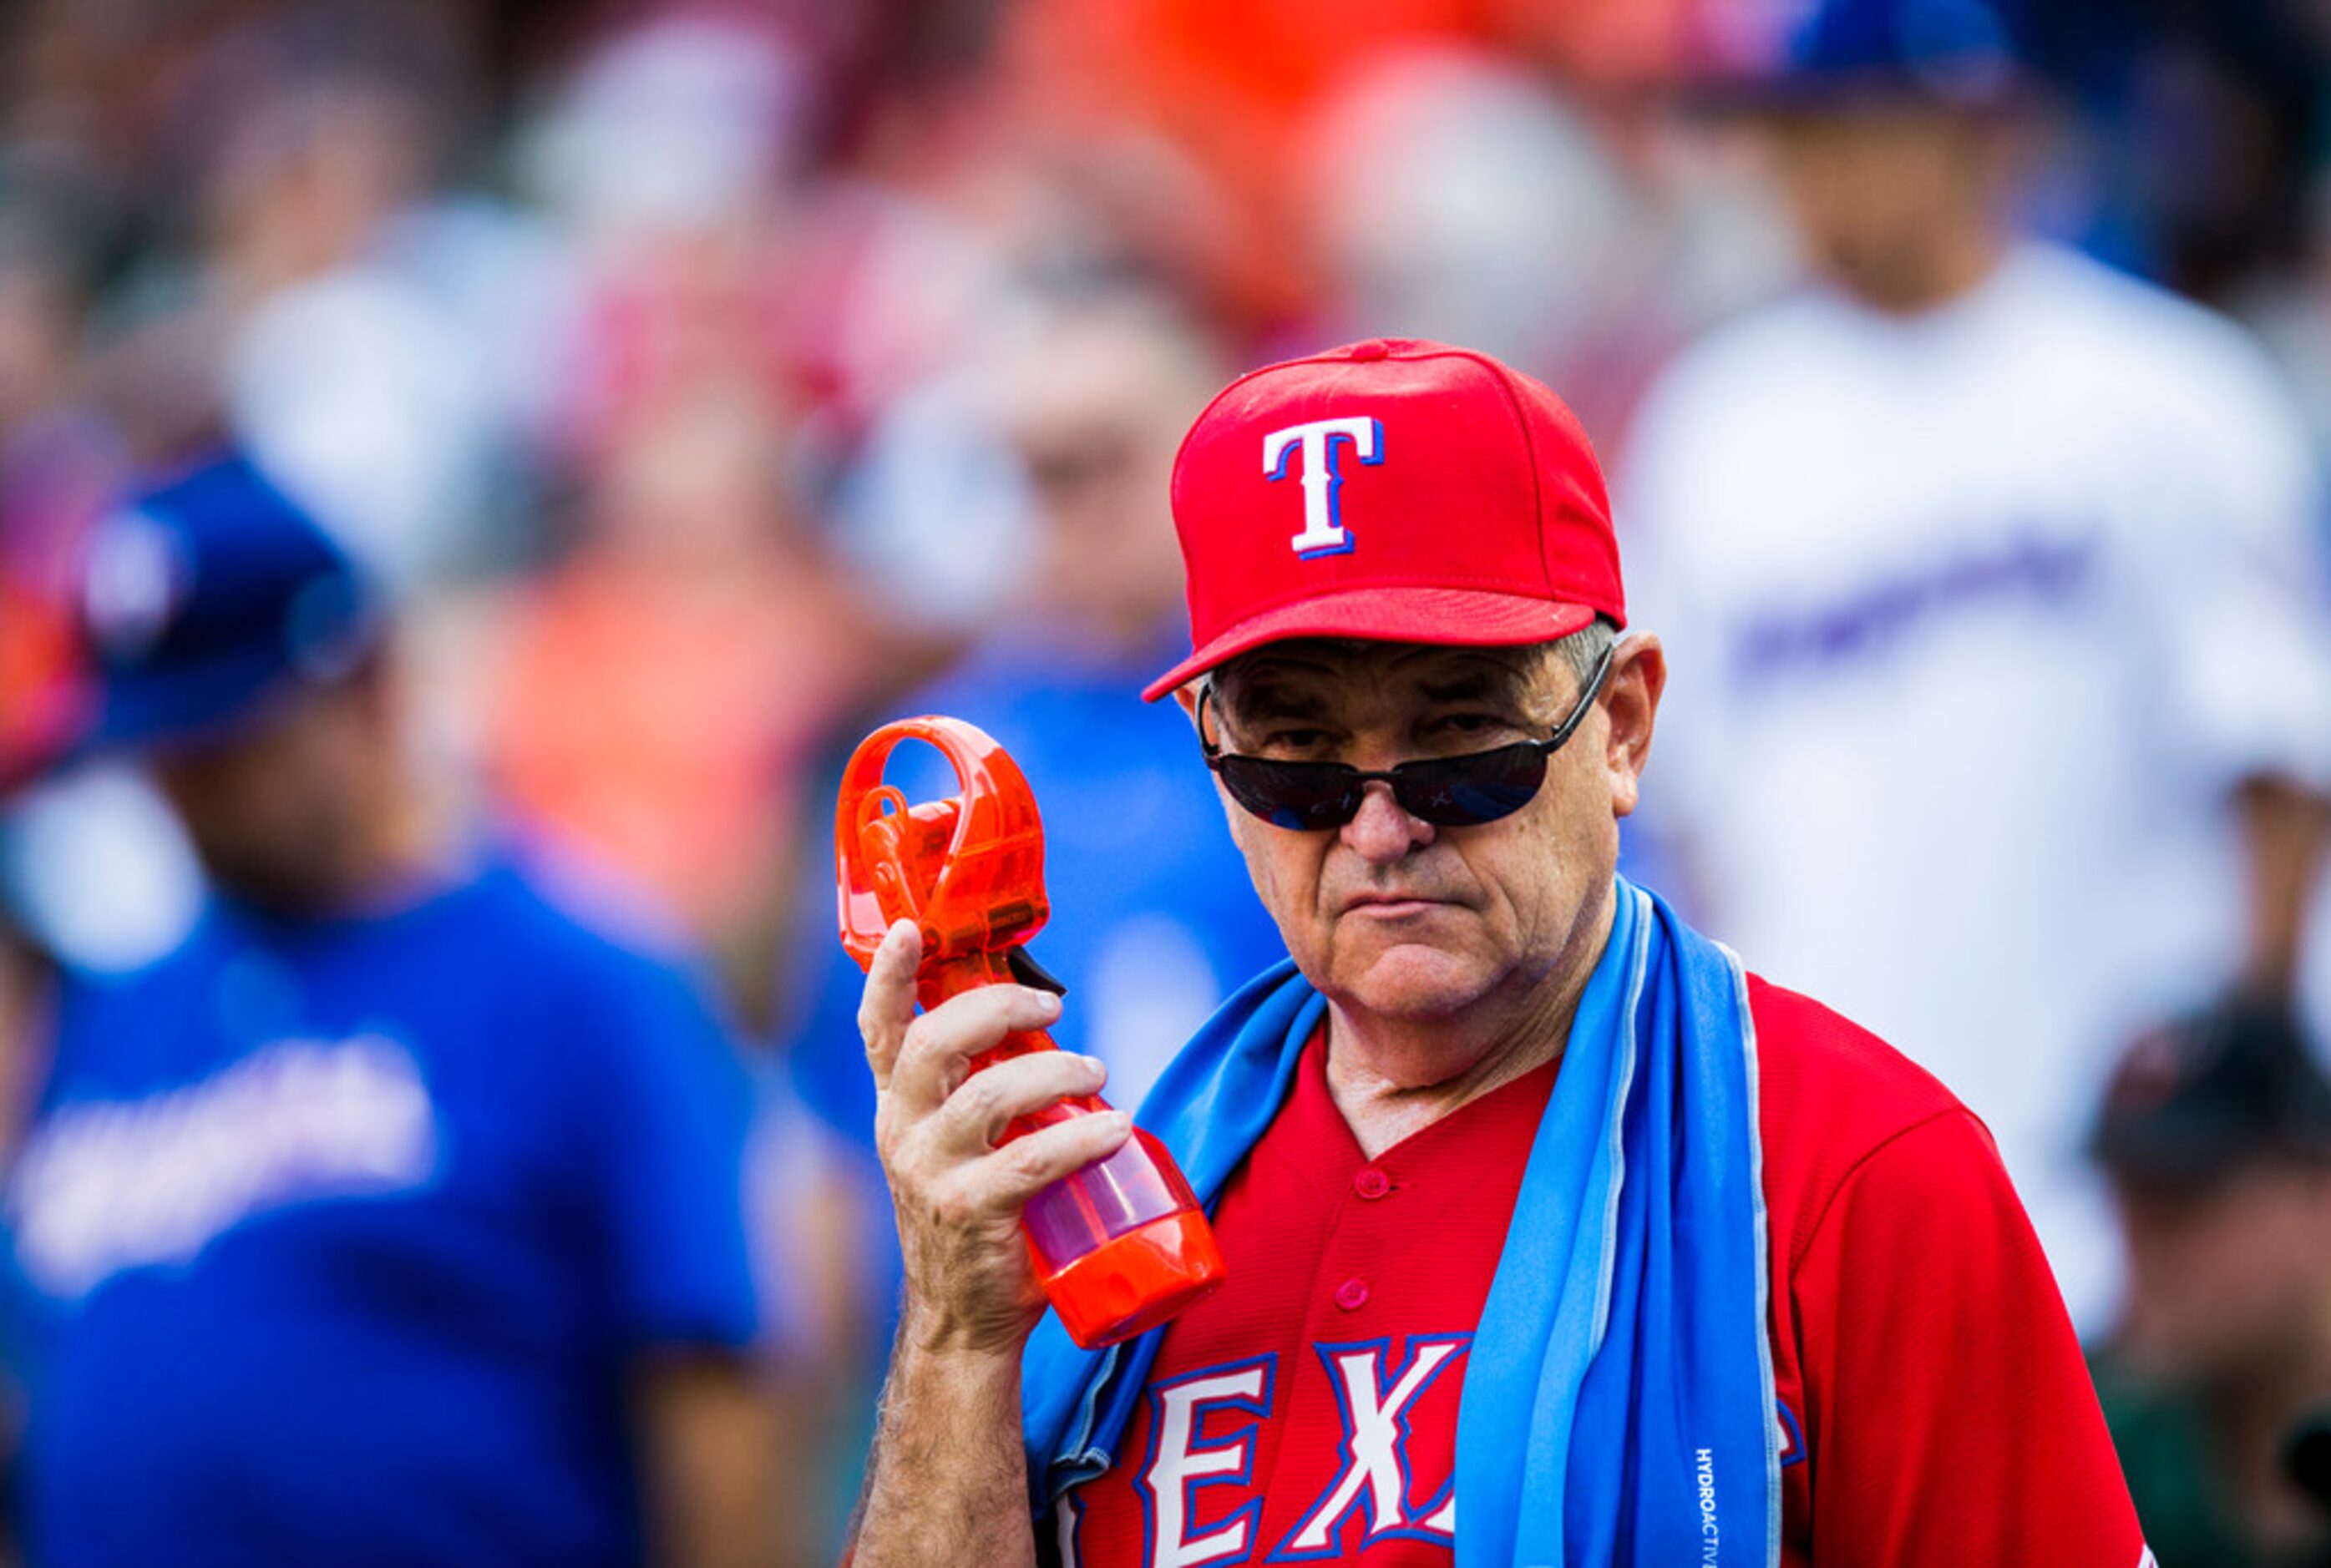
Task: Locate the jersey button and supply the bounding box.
[1353,1168,1391,1201]
[1335,1277,1371,1312]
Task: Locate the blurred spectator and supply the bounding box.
[775,296,1289,1515]
[519,12,809,470]
[1620,0,2331,1330]
[487,382,883,1027]
[2014,0,2331,300]
[4,451,783,1568]
[27,8,538,589]
[991,0,1700,331]
[1293,45,1799,441]
[1300,51,1643,376]
[2090,999,2331,1567]
[789,296,1285,1115]
[211,73,499,589]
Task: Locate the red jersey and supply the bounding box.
[1058,976,2146,1565]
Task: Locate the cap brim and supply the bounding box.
[1143,587,1599,702]
[84,584,380,754]
[87,642,302,753]
[1676,58,2030,118]
[2088,1123,2250,1185]
[2086,1099,2296,1184]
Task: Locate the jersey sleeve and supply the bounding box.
[1788,1107,2146,1565]
[2124,324,2331,796]
[572,955,763,1353]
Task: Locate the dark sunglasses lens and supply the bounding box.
[1216,756,1361,831]
[1393,744,1548,826]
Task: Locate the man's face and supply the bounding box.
[1753,102,2007,310]
[147,675,383,913]
[2112,1161,2331,1387]
[999,315,1208,633]
[1183,636,1663,1081]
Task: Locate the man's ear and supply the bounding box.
[1602,633,1665,819]
[1172,685,1202,731]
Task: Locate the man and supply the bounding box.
[844,338,2145,1565]
[5,452,778,1567]
[1620,0,2331,1328]
[2090,1001,2331,1566]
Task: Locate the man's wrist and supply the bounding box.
[894,1313,1030,1383]
[854,1313,1036,1568]
[896,1292,1042,1363]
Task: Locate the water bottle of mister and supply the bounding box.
[835,716,1226,1348]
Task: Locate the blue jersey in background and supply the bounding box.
[5,854,759,1568]
[783,629,1287,1149]
[778,630,1288,1348]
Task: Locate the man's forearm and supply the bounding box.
[852,1342,1037,1568]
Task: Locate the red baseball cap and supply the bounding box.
[1143,338,1625,701]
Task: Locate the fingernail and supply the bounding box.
[1081,1054,1106,1077]
[1107,1110,1133,1134]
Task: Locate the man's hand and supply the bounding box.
[859,918,1133,1357]
[849,920,1131,1566]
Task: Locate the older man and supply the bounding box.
[848,341,2144,1565]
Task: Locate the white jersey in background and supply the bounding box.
[1620,242,2331,1332]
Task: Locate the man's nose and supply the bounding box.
[1340,781,1434,864]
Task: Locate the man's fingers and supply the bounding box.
[927,1050,1107,1158]
[858,920,922,1091]
[888,984,1063,1119]
[970,1109,1135,1212]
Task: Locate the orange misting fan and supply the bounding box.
[836,716,1226,1348]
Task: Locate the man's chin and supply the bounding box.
[1333,942,1498,1023]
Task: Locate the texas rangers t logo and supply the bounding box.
[1263,417,1383,559]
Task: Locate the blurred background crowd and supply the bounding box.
[5,0,2331,1562]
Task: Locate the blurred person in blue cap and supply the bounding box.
[2089,999,2331,1567]
[1624,0,2331,1333]
[3,449,789,1568]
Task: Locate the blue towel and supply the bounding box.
[1021,877,1780,1565]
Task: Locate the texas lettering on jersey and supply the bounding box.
[1067,1338,1462,1568]
[1062,1337,1807,1568]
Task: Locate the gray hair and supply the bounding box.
[1547,616,1618,698]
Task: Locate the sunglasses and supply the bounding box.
[1198,642,1615,831]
